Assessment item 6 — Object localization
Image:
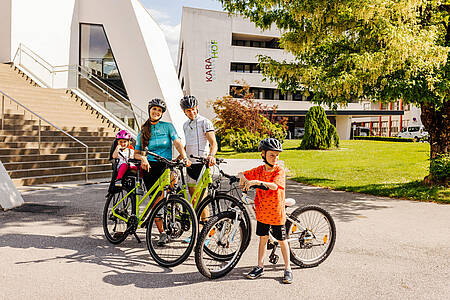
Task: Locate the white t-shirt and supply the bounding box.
[117,147,134,166]
[183,114,215,158]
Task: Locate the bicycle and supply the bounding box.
[176,155,253,260]
[102,150,198,268]
[194,182,336,279]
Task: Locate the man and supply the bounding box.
[180,95,218,198]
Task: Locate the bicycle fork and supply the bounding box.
[217,207,242,247]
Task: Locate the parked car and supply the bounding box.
[397,125,429,141]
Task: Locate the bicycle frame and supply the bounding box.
[111,168,171,228]
[227,193,305,245]
[178,164,213,210]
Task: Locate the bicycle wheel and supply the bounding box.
[146,195,198,267]
[103,190,132,244]
[196,192,252,258]
[195,211,246,279]
[285,205,336,268]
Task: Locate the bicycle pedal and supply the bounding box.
[269,254,279,264]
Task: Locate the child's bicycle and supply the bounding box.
[194,180,336,279]
[102,150,198,268]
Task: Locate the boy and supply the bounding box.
[238,138,293,284]
[180,95,217,197]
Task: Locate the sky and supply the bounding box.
[140,0,224,64]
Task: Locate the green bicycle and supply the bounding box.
[102,151,198,268]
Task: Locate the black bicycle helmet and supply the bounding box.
[148,98,167,112]
[258,138,283,152]
[180,95,198,110]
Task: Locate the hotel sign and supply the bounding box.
[205,40,218,82]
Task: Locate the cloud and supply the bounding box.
[147,8,170,23]
[147,8,180,66]
[159,23,181,65]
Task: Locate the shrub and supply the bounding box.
[212,83,287,152]
[227,128,264,152]
[300,106,339,150]
[260,116,287,143]
[429,153,450,185]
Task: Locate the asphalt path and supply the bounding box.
[1,160,449,299]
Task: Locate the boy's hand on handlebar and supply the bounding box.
[244,180,263,191]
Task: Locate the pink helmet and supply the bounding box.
[115,129,131,140]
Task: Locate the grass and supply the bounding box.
[217,140,449,203]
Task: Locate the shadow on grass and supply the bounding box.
[291,176,336,185]
[290,176,449,204]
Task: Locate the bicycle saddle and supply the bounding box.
[285,198,296,207]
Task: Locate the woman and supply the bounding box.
[134,98,191,245]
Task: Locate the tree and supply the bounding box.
[219,0,449,184]
[211,84,287,152]
[300,106,339,150]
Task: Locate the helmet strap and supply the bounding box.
[261,152,274,168]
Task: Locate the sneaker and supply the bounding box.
[182,236,191,244]
[115,179,122,188]
[157,232,169,246]
[283,270,293,284]
[246,266,264,279]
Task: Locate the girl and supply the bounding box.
[112,129,136,183]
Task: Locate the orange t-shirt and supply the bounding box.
[243,164,286,225]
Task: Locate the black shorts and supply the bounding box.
[256,221,286,241]
[142,161,166,190]
[187,163,203,180]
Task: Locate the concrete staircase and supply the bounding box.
[0,63,117,186]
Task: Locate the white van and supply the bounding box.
[397,125,429,141]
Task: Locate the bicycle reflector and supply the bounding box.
[291,225,297,233]
[323,235,328,244]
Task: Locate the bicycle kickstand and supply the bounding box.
[133,233,142,243]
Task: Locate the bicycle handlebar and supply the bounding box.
[189,154,225,165]
[145,150,186,168]
[219,170,239,184]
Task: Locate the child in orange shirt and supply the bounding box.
[238,138,293,284]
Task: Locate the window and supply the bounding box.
[79,23,128,98]
[230,62,261,73]
[408,126,420,132]
[264,88,274,100]
[231,34,280,49]
[230,85,305,101]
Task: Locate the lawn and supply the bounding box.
[217,140,449,203]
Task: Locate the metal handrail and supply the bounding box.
[73,66,147,131]
[0,90,90,181]
[13,43,148,131]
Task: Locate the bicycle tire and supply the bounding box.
[285,205,336,268]
[146,195,198,267]
[103,191,131,244]
[196,193,252,260]
[195,211,247,279]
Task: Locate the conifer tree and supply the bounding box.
[300,106,339,150]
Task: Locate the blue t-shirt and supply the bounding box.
[135,121,179,162]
